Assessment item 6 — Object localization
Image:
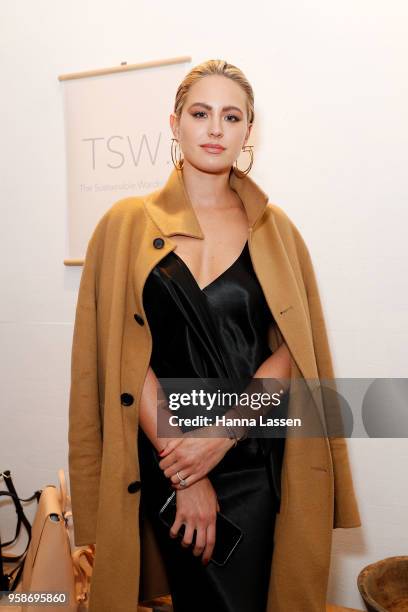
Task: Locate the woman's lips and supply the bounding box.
[200,144,226,154]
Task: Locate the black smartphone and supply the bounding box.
[158,491,243,566]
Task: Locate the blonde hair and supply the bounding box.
[174,59,254,125]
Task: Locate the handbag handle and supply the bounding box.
[0,470,41,592]
[0,471,41,550]
[71,547,95,603]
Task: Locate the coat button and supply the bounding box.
[134,313,144,326]
[120,393,134,406]
[153,237,165,249]
[128,480,141,494]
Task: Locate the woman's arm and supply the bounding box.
[138,365,185,452]
[254,341,291,380]
[221,341,292,441]
[158,341,292,488]
[139,365,222,564]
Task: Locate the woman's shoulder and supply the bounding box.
[104,193,147,221]
[264,202,307,248]
[265,201,291,223]
[83,194,153,261]
[90,193,151,236]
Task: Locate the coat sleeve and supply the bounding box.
[290,220,362,529]
[68,223,104,546]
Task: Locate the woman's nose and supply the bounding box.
[209,119,223,137]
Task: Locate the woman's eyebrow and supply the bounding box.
[187,102,243,113]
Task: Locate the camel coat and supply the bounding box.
[68,166,361,612]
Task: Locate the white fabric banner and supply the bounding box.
[61,60,190,261]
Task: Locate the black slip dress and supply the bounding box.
[138,239,286,612]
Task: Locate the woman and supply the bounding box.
[68,59,361,612]
[137,60,291,612]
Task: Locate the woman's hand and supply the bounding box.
[158,427,235,489]
[157,436,184,454]
[170,477,220,565]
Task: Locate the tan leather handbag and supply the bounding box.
[19,468,90,612]
[1,470,172,612]
[0,469,93,612]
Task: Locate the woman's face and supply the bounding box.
[170,74,252,174]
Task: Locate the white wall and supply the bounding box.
[1,1,407,609]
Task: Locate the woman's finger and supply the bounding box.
[170,469,190,485]
[202,521,216,565]
[169,512,184,539]
[192,524,206,558]
[163,459,188,479]
[164,454,197,479]
[170,470,201,489]
[159,450,185,474]
[160,450,192,475]
[180,522,195,548]
[158,438,183,462]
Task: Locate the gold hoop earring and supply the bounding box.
[171,138,184,170]
[234,145,254,176]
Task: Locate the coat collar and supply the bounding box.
[143,166,270,238]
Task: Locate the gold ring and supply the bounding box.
[176,471,188,487]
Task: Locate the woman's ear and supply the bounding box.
[243,122,253,147]
[169,113,179,140]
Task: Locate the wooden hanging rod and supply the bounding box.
[64,259,84,266]
[58,55,192,81]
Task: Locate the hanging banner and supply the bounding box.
[59,56,191,264]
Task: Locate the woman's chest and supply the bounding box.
[168,204,249,290]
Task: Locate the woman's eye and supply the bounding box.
[192,111,240,122]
